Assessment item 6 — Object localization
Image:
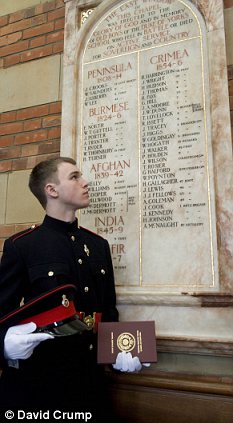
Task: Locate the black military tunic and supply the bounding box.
[0,215,118,417]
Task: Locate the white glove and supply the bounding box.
[4,322,54,361]
[112,351,142,372]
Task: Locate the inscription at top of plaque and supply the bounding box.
[85,0,201,63]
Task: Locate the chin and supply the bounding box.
[82,201,90,208]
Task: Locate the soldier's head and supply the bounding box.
[29,157,85,209]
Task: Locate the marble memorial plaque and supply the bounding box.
[76,0,218,292]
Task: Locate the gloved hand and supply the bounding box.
[4,322,54,360]
[112,351,142,372]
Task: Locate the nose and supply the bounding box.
[81,177,89,188]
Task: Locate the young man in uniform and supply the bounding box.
[0,157,119,418]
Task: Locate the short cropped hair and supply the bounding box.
[29,157,76,208]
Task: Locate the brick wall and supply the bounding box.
[0,99,61,251]
[0,0,65,253]
[0,101,61,172]
[0,0,64,171]
[224,0,233,8]
[0,0,64,69]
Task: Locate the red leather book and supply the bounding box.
[97,321,157,364]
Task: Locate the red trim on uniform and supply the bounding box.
[20,301,77,327]
[12,225,39,242]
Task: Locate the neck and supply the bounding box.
[46,205,76,223]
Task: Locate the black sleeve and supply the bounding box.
[0,238,27,362]
[102,239,119,323]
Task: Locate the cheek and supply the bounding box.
[71,186,82,198]
[60,187,74,199]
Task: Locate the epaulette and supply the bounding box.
[79,226,104,239]
[12,224,40,243]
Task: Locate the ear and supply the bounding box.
[44,183,58,199]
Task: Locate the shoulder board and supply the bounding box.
[12,224,40,243]
[79,226,104,239]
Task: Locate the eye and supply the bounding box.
[71,172,82,180]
